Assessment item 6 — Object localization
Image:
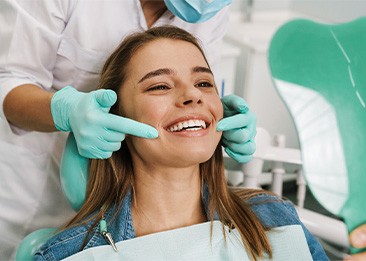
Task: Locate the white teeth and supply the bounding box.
[167,119,207,132]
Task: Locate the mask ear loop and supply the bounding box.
[100,216,118,252]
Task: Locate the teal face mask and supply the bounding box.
[164,0,232,23]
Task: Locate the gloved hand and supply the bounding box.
[51,86,158,159]
[217,95,256,163]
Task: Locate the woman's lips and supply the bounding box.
[165,124,210,137]
[164,115,211,129]
[166,119,206,132]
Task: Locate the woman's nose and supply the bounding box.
[177,85,203,107]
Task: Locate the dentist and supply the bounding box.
[0,0,256,259]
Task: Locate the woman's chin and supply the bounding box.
[167,149,215,167]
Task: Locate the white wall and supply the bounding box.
[232,0,366,22]
[290,0,366,23]
[231,0,292,21]
[253,0,292,11]
[232,0,292,12]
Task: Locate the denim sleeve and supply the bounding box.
[33,227,101,261]
[282,200,329,261]
[249,195,329,261]
[34,252,54,261]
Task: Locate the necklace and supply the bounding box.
[100,215,118,252]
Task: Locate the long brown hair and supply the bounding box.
[64,26,272,260]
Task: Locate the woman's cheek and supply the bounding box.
[213,96,224,120]
[135,100,167,127]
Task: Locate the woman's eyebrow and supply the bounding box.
[138,68,175,83]
[192,66,213,75]
[138,66,212,84]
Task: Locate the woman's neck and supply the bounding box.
[131,165,207,237]
[140,0,167,28]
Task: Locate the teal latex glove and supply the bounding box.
[51,86,158,159]
[217,95,256,163]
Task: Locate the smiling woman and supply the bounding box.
[34,26,328,261]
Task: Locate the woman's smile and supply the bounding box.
[164,114,212,137]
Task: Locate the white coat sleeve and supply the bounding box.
[0,0,74,134]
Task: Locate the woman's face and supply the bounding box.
[119,38,223,168]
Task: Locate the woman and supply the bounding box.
[35,26,327,260]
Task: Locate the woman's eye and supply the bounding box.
[196,81,213,88]
[147,85,170,91]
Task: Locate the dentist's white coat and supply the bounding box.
[0,0,229,259]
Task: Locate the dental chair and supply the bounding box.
[268,16,366,255]
[15,133,89,260]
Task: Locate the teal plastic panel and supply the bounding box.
[60,133,89,211]
[269,17,366,253]
[15,228,57,261]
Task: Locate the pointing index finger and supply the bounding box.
[102,114,158,139]
[217,113,254,132]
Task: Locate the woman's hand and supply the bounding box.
[345,224,366,260]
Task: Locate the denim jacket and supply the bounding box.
[35,190,329,260]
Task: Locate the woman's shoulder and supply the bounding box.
[245,193,301,228]
[34,222,101,260]
[34,200,133,260]
[245,193,330,260]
